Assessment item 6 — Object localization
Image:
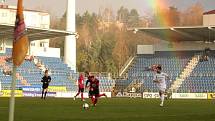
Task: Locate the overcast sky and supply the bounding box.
[4,0,215,17]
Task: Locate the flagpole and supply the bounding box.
[9,0,27,120]
[9,65,17,121]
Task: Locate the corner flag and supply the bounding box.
[12,0,29,66]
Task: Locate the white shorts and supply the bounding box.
[159,88,166,92]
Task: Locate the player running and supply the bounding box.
[41,70,51,100]
[74,73,85,101]
[153,65,170,107]
[85,71,92,97]
[87,75,107,106]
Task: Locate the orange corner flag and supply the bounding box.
[12,0,29,66]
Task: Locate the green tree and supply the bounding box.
[168,6,180,26]
[151,6,180,27]
[112,29,129,73]
[50,6,161,74]
[117,6,129,24]
[180,2,203,26]
[128,9,140,27]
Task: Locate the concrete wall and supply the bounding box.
[0,5,51,54]
[30,47,60,58]
[203,14,215,26]
[137,45,154,54]
[64,0,76,71]
[154,40,215,51]
[0,6,50,29]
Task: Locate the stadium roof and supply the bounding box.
[203,10,215,15]
[0,5,49,14]
[0,24,75,41]
[128,26,215,42]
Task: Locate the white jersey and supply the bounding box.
[153,72,168,89]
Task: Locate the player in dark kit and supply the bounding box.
[85,71,92,98]
[41,70,51,99]
[89,76,107,106]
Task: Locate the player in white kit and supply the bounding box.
[153,65,170,107]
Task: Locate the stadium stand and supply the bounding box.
[0,48,115,93]
[178,54,215,93]
[1,48,213,94]
[116,51,215,93]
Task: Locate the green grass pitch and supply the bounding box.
[0,98,215,121]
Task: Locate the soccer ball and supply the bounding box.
[83,103,89,109]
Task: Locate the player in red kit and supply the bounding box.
[89,76,107,106]
[74,74,85,101]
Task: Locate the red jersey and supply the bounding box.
[78,74,84,88]
[90,78,99,91]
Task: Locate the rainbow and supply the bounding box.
[145,0,182,56]
[147,0,171,27]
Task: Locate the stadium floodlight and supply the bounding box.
[74,32,79,39]
[208,27,215,32]
[170,28,175,31]
[133,28,138,34]
[208,27,212,30]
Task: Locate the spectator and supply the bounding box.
[25,55,34,61]
[3,68,12,76]
[5,56,12,63]
[36,61,42,67]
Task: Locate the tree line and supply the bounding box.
[50,3,204,73]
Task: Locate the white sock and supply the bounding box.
[161,94,165,105]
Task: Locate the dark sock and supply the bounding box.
[44,91,47,99]
[81,93,84,100]
[41,91,44,99]
[75,92,80,97]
